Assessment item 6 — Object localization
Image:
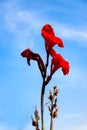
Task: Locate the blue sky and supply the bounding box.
[0,0,87,130]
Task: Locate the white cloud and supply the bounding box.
[61,26,87,40]
[5,10,42,33]
[1,1,44,34]
[1,0,87,50]
[54,23,87,43]
[1,1,44,50]
[2,1,87,40]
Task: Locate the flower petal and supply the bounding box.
[50,53,70,75]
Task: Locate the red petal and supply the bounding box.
[41,24,55,36]
[21,49,29,57]
[53,36,64,48]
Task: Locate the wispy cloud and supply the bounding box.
[1,0,87,51]
[60,26,87,41]
[1,1,43,33]
[5,10,42,33]
[0,1,44,50]
[53,23,87,44]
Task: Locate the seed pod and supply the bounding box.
[54,89,59,96]
[36,115,40,121]
[53,85,57,90]
[48,95,54,101]
[55,98,57,104]
[52,103,56,110]
[32,120,38,126]
[49,90,52,95]
[35,107,38,116]
[34,107,40,120]
[53,108,58,118]
[36,128,40,130]
[31,116,38,126]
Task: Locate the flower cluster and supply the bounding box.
[48,85,59,119]
[41,24,70,77]
[21,24,70,81]
[47,85,59,130]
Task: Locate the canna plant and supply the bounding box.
[21,24,70,130]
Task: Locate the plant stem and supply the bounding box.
[50,101,53,130]
[41,51,49,130]
[50,116,53,130]
[41,80,45,130]
[45,53,49,69]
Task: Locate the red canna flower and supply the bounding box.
[21,49,45,77]
[41,24,64,53]
[50,51,70,76]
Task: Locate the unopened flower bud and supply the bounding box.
[48,95,54,101]
[52,103,56,110]
[49,90,52,95]
[35,107,38,116]
[54,89,59,96]
[36,128,40,130]
[55,98,57,104]
[32,120,38,126]
[36,115,40,120]
[34,107,40,120]
[53,85,57,90]
[31,116,38,126]
[53,108,58,118]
